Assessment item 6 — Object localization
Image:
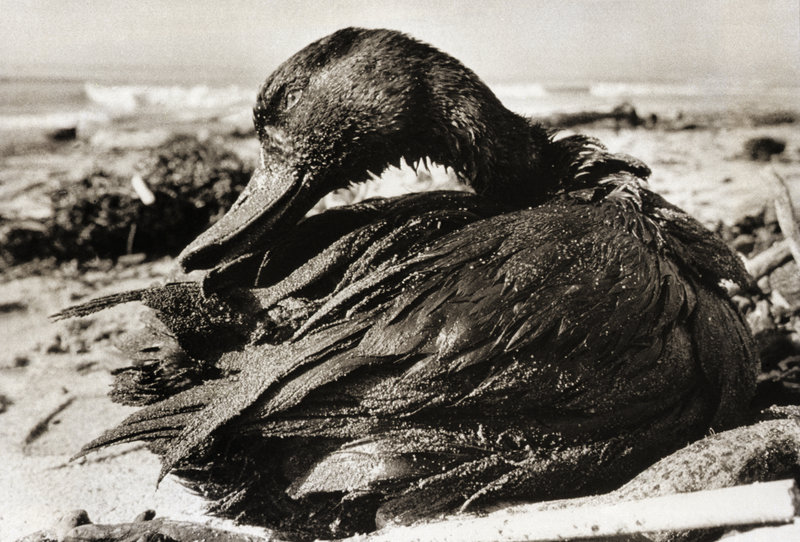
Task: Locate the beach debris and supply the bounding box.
[771,169,800,268]
[744,239,792,280]
[743,136,786,161]
[48,127,77,142]
[0,300,27,313]
[751,110,798,126]
[89,127,173,149]
[15,509,92,542]
[132,510,157,522]
[22,396,75,449]
[0,394,12,413]
[721,523,800,542]
[12,355,30,367]
[537,107,797,132]
[355,417,800,542]
[355,480,798,542]
[130,174,155,205]
[537,101,644,129]
[0,135,251,270]
[20,512,267,542]
[0,352,30,369]
[717,175,800,409]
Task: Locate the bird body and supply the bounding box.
[59,28,757,539]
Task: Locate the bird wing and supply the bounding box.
[243,195,715,497]
[79,191,750,488]
[346,197,697,412]
[645,189,753,290]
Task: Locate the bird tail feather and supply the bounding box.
[50,289,146,320]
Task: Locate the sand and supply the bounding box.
[1,112,799,540]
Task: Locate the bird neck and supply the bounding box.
[425,84,571,208]
[445,109,568,208]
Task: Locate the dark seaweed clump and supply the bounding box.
[0,136,251,270]
[743,136,786,161]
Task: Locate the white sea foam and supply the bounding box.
[588,81,797,98]
[0,110,111,130]
[2,77,796,133]
[0,82,254,131]
[492,83,550,100]
[493,80,799,100]
[84,82,252,113]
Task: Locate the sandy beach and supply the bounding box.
[1,96,799,541]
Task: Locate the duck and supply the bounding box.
[58,28,758,540]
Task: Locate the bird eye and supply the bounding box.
[284,89,302,110]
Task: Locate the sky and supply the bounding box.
[2,0,799,85]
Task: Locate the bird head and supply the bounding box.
[179,28,547,272]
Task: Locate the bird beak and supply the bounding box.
[178,162,306,272]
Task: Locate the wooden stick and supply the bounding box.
[728,239,789,297]
[131,173,156,205]
[354,479,799,542]
[744,238,792,280]
[771,168,800,269]
[719,521,800,542]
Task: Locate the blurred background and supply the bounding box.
[1,0,799,137]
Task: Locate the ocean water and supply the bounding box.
[0,76,255,133]
[1,64,798,134]
[492,80,800,118]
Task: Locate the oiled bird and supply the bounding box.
[59,28,757,540]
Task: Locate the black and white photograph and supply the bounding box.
[1,1,799,540]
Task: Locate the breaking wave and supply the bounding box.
[492,83,550,99]
[0,81,255,131]
[2,76,797,132]
[84,82,253,113]
[588,81,799,98]
[492,81,799,100]
[0,110,111,130]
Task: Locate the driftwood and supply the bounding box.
[720,522,800,542]
[744,238,792,280]
[21,517,267,542]
[729,169,798,296]
[771,169,800,271]
[130,174,156,206]
[727,238,790,298]
[22,417,800,541]
[537,102,644,129]
[351,418,800,542]
[352,480,798,542]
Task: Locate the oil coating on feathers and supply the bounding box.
[57,28,757,539]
